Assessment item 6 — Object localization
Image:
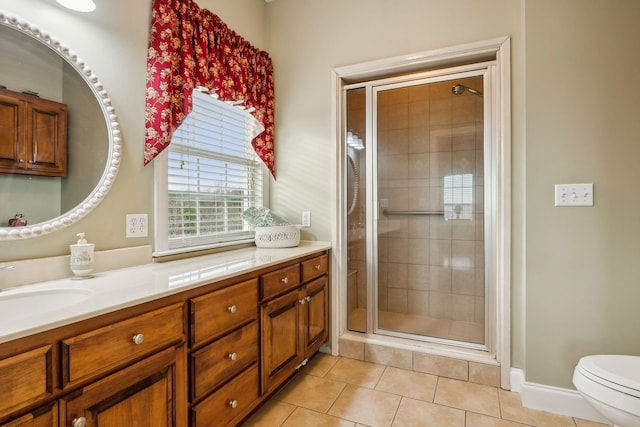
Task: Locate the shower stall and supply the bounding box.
[345,70,488,348]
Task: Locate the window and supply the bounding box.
[154,90,268,255]
[443,173,473,220]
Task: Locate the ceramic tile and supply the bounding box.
[365,345,413,370]
[281,407,356,427]
[392,397,465,426]
[325,357,386,388]
[375,367,437,402]
[328,384,401,427]
[339,338,365,360]
[573,418,611,427]
[469,362,501,387]
[465,411,530,427]
[413,353,469,381]
[304,352,340,377]
[275,373,346,413]
[434,377,500,417]
[241,399,296,426]
[498,388,577,427]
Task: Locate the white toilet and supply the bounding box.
[573,355,640,427]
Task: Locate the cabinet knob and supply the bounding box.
[281,277,289,284]
[132,333,145,345]
[299,298,306,305]
[228,352,238,361]
[72,417,87,427]
[306,296,312,302]
[228,399,238,409]
[314,264,321,270]
[227,305,237,314]
[18,159,24,163]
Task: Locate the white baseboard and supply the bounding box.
[510,368,610,424]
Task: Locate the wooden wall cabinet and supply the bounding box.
[0,89,67,177]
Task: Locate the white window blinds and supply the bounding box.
[163,90,265,251]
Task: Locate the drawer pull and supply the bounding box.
[314,264,321,270]
[132,333,145,345]
[228,352,238,361]
[72,417,87,427]
[228,399,238,409]
[281,277,289,284]
[227,305,237,314]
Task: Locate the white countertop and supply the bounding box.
[0,241,331,344]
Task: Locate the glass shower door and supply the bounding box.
[346,73,486,346]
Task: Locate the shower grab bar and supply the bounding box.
[382,209,445,216]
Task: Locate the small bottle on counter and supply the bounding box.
[70,233,95,279]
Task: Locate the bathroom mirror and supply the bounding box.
[0,10,121,240]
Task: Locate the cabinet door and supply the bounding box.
[25,100,67,176]
[303,276,329,358]
[260,290,303,395]
[59,346,180,427]
[1,402,57,427]
[0,94,23,172]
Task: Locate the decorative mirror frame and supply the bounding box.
[0,11,121,240]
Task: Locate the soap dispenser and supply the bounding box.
[70,233,95,279]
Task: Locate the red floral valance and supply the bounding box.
[144,0,275,177]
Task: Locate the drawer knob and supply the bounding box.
[72,417,87,427]
[314,264,321,270]
[227,305,237,314]
[299,298,306,305]
[281,277,289,284]
[132,333,145,345]
[306,296,312,302]
[228,352,238,361]
[228,399,238,409]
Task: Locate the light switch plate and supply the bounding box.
[126,214,148,237]
[554,183,594,206]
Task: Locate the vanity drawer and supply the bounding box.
[301,253,328,282]
[190,279,258,346]
[191,363,259,427]
[0,345,53,419]
[190,321,258,401]
[260,264,300,300]
[60,303,184,388]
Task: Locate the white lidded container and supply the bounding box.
[69,232,95,279]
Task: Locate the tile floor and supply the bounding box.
[241,354,611,427]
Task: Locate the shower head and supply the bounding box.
[451,84,483,97]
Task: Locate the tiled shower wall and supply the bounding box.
[376,77,485,326]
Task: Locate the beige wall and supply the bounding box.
[1,0,639,392]
[524,0,640,388]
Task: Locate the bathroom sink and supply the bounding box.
[0,287,92,323]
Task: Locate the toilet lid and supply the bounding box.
[578,355,640,397]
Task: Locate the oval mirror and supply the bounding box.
[0,11,120,240]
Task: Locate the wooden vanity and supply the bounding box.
[0,244,330,427]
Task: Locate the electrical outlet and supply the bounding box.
[302,211,311,227]
[126,214,148,238]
